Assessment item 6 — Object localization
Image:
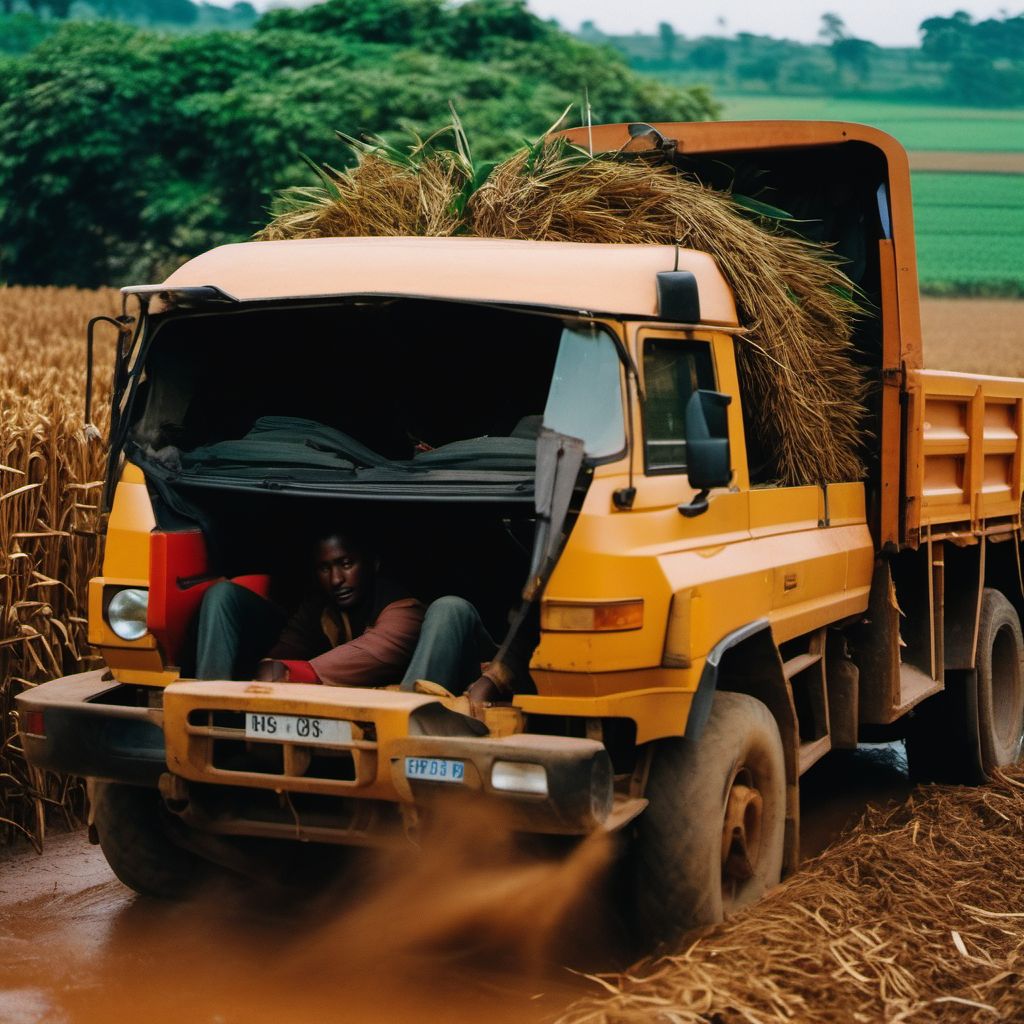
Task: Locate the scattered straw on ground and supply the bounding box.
[557,767,1024,1024]
[259,132,868,487]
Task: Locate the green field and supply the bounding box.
[715,95,1024,152]
[913,173,1024,290]
[705,95,1023,293]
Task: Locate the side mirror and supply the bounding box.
[86,314,133,431]
[679,390,732,518]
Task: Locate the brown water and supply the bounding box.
[0,803,609,1024]
[0,746,910,1024]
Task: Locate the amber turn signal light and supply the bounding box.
[541,599,644,632]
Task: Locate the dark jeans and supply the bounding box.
[400,596,496,696]
[194,580,286,680]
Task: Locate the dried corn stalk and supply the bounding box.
[0,286,115,849]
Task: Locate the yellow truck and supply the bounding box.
[18,121,1024,942]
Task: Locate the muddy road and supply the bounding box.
[0,746,910,1024]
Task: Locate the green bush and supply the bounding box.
[0,0,717,286]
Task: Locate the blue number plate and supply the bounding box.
[405,757,465,784]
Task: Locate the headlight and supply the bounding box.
[491,761,548,796]
[106,588,149,641]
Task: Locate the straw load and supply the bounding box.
[259,128,868,486]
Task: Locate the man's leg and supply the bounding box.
[194,581,286,680]
[400,596,495,696]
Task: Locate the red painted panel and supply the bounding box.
[231,574,273,600]
[149,530,214,666]
[149,532,276,669]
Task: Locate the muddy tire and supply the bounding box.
[92,782,206,900]
[907,589,1024,783]
[630,691,786,948]
[975,590,1024,772]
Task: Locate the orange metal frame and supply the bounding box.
[905,369,1024,544]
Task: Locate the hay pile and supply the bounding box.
[557,767,1024,1024]
[259,132,867,486]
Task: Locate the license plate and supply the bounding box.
[405,757,465,783]
[244,712,352,746]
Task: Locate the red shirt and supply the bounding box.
[268,578,424,687]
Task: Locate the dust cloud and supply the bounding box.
[0,800,614,1024]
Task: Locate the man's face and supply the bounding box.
[314,536,369,610]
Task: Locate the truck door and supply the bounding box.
[631,327,750,544]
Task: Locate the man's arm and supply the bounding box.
[266,599,329,662]
[309,598,425,686]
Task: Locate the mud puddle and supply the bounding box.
[0,804,609,1024]
[0,746,910,1024]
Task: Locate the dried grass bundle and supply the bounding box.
[470,145,866,485]
[260,130,869,486]
[558,766,1024,1024]
[0,286,113,849]
[258,152,465,241]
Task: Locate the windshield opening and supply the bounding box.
[127,299,626,487]
[542,324,626,460]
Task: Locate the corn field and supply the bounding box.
[0,286,116,850]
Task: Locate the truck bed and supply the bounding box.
[906,368,1024,543]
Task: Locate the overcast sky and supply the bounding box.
[525,1,1018,47]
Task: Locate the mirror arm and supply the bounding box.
[678,489,710,518]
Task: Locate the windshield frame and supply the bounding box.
[105,298,631,508]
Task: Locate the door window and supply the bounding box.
[642,339,716,473]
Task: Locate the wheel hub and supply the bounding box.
[721,780,763,883]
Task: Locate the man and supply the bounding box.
[193,530,424,686]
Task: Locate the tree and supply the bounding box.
[657,21,676,63]
[689,38,728,74]
[920,11,974,61]
[736,55,782,90]
[973,14,1024,61]
[256,0,447,45]
[918,11,1024,105]
[0,6,718,285]
[831,36,876,84]
[818,12,846,44]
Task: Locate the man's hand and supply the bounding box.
[466,673,512,718]
[255,659,290,682]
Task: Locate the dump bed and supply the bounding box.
[905,369,1024,545]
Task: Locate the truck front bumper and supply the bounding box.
[16,673,618,841]
[16,670,166,786]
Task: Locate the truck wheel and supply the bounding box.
[976,589,1024,773]
[92,782,206,900]
[630,691,786,948]
[906,589,1024,783]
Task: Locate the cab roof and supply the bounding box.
[150,236,740,326]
